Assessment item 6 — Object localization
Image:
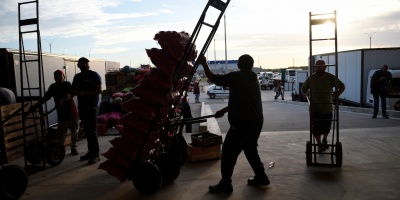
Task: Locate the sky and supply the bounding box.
[1,0,400,69]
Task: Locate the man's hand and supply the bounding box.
[214,107,228,118]
[198,54,207,66]
[214,110,225,118]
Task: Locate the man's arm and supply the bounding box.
[214,106,228,118]
[77,84,102,97]
[198,54,215,82]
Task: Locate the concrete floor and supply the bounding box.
[8,96,400,200]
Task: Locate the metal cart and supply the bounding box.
[305,10,343,167]
[108,0,231,195]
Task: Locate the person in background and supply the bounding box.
[370,64,392,119]
[178,96,193,133]
[198,54,269,194]
[72,57,102,165]
[29,70,79,155]
[273,80,283,100]
[302,60,345,152]
[193,81,200,103]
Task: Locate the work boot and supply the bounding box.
[71,148,79,156]
[322,138,329,150]
[209,183,233,194]
[80,153,91,161]
[248,176,270,187]
[88,156,100,165]
[318,143,325,153]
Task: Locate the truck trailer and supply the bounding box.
[0,48,120,125]
[311,47,400,109]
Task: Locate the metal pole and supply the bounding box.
[44,38,55,53]
[224,14,228,72]
[364,32,376,49]
[214,38,217,71]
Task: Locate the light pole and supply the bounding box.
[44,38,55,53]
[364,32,376,49]
[223,5,235,73]
[224,14,227,72]
[214,38,217,71]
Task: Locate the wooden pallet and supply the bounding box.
[1,102,42,163]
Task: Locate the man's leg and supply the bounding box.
[69,118,79,155]
[373,93,380,118]
[79,108,100,164]
[57,121,69,145]
[242,123,269,186]
[209,126,241,193]
[380,91,388,117]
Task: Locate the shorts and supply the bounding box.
[312,112,332,136]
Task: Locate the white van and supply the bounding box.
[366,69,400,110]
[207,85,229,99]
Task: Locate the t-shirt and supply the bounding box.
[371,70,392,91]
[45,82,78,121]
[72,70,102,109]
[302,72,344,114]
[212,70,263,124]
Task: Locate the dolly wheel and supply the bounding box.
[154,152,181,184]
[306,141,312,166]
[26,140,45,165]
[0,165,28,200]
[130,161,162,195]
[46,141,65,166]
[335,142,343,167]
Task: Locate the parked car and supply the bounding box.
[207,85,229,99]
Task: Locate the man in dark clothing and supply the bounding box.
[30,70,79,155]
[178,96,193,133]
[198,54,269,194]
[370,64,392,118]
[72,57,102,165]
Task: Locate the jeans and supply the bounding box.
[220,121,266,184]
[79,108,99,157]
[373,90,387,114]
[57,118,79,149]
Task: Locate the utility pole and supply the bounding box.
[214,38,217,71]
[224,14,228,72]
[44,38,55,53]
[364,32,376,49]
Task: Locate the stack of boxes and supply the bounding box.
[104,72,139,95]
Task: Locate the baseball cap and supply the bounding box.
[54,69,64,76]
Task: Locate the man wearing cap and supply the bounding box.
[72,57,102,165]
[30,69,79,155]
[370,64,392,118]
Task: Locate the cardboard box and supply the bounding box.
[191,131,222,147]
[187,143,221,162]
[1,102,41,162]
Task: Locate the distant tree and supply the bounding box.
[120,65,131,73]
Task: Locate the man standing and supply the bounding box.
[193,81,200,103]
[370,64,392,118]
[302,60,345,152]
[72,57,102,165]
[30,70,79,155]
[198,54,269,193]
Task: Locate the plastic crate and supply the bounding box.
[191,131,222,147]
